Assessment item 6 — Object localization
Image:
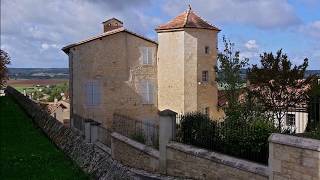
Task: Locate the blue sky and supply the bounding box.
[1,0,319,69]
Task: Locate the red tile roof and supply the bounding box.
[156,7,220,32]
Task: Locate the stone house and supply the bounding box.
[62,7,224,129]
[42,100,70,126]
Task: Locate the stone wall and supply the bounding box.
[111,132,160,173]
[5,86,138,180]
[269,133,320,180]
[166,142,269,180]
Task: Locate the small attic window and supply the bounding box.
[115,23,118,26]
[108,23,111,26]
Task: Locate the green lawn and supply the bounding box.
[0,96,88,179]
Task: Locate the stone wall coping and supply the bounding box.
[111,132,160,159]
[167,142,269,177]
[269,133,320,152]
[95,141,112,154]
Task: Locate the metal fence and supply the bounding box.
[73,114,85,133]
[112,113,159,149]
[175,114,271,165]
[97,125,112,147]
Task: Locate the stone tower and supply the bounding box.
[156,6,221,119]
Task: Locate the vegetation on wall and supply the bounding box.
[0,49,11,88]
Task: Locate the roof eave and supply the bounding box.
[155,26,221,33]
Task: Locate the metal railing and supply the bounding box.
[97,125,112,147]
[112,113,159,148]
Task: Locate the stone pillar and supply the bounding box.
[269,133,320,180]
[90,121,101,143]
[84,119,93,143]
[159,109,177,174]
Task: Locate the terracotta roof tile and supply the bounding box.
[156,7,220,32]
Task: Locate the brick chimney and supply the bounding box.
[102,18,123,32]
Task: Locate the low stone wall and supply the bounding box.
[111,132,160,173]
[5,86,137,180]
[166,142,269,180]
[269,133,320,180]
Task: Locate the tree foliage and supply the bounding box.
[0,49,11,88]
[217,36,248,110]
[248,49,312,132]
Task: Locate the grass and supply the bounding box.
[0,96,88,179]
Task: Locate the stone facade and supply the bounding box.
[63,9,226,132]
[68,30,159,129]
[111,132,160,172]
[269,133,320,180]
[166,142,268,180]
[157,28,223,120]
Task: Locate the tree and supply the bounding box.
[248,49,312,132]
[306,78,320,130]
[216,36,248,111]
[0,50,11,88]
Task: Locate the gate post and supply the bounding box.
[159,109,177,174]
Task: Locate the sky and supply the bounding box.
[1,0,320,69]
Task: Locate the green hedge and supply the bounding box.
[176,112,277,164]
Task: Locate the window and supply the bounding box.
[85,81,101,106]
[141,47,154,65]
[205,46,210,54]
[286,114,295,126]
[139,80,154,104]
[204,107,209,116]
[202,71,209,82]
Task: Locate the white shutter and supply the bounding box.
[147,81,154,104]
[85,81,101,106]
[147,47,153,65]
[143,47,148,65]
[140,81,148,103]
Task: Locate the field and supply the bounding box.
[0,96,88,179]
[7,79,68,93]
[7,79,68,87]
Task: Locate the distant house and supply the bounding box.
[62,6,224,131]
[44,100,70,126]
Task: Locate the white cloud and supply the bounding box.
[163,0,301,29]
[41,43,59,50]
[0,0,156,67]
[299,20,320,39]
[245,40,259,50]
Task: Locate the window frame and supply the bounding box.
[85,80,101,107]
[139,80,154,105]
[205,46,210,54]
[141,47,154,65]
[202,71,209,82]
[286,114,295,126]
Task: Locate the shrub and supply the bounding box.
[177,112,277,164]
[130,131,146,144]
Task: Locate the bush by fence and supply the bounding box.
[112,114,159,149]
[175,112,277,164]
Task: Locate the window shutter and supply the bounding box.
[148,81,154,104]
[147,48,153,64]
[85,82,92,106]
[143,47,148,65]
